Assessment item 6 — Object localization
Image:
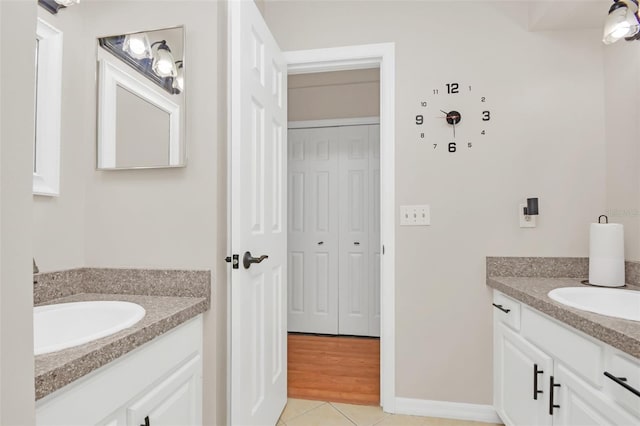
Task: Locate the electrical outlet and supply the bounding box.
[400,205,430,226]
[519,203,537,228]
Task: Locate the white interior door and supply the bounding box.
[287,127,340,334]
[229,1,287,425]
[338,125,378,336]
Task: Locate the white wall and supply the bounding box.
[603,40,640,261]
[264,0,607,405]
[288,69,380,121]
[1,0,37,423]
[33,7,86,273]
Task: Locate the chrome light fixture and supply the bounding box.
[38,0,80,14]
[173,61,184,92]
[151,41,177,78]
[123,33,152,60]
[54,0,80,6]
[603,0,640,44]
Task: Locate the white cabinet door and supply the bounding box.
[553,363,639,426]
[126,355,202,426]
[338,125,372,336]
[494,322,553,426]
[288,127,340,334]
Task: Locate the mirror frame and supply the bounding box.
[96,25,186,170]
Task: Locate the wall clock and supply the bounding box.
[414,82,491,153]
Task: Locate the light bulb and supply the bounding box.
[152,43,177,78]
[603,1,640,44]
[123,33,151,60]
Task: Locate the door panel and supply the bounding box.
[494,322,553,426]
[287,124,380,337]
[230,1,287,424]
[369,125,381,336]
[553,363,639,426]
[126,356,201,426]
[338,126,371,336]
[287,127,339,334]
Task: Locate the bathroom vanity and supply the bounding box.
[33,268,209,426]
[488,276,640,426]
[36,315,202,425]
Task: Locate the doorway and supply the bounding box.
[285,69,381,405]
[283,43,395,410]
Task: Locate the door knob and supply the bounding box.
[243,251,269,269]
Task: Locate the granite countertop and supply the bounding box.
[33,268,210,401]
[487,276,640,359]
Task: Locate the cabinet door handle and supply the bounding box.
[140,416,150,426]
[533,364,544,400]
[549,376,561,415]
[492,303,511,314]
[605,371,640,397]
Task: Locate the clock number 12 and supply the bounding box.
[446,83,459,94]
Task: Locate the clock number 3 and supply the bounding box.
[482,111,491,121]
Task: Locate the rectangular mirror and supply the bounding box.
[97,26,185,169]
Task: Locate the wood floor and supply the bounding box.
[287,333,380,406]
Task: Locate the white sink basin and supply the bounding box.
[34,301,146,355]
[548,287,640,322]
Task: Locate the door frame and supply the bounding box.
[284,43,396,411]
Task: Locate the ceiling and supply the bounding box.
[528,0,612,31]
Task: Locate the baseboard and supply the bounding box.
[394,397,502,424]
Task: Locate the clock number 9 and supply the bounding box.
[482,111,491,121]
[448,142,457,153]
[416,115,424,125]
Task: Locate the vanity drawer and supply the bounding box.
[605,350,640,418]
[521,306,604,387]
[492,291,521,331]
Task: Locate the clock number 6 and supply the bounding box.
[448,142,457,153]
[416,115,424,125]
[482,111,491,121]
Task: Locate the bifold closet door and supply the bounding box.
[338,125,380,337]
[287,127,340,334]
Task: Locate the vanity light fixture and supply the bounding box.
[38,0,80,15]
[123,33,152,60]
[603,0,640,44]
[151,41,177,78]
[173,61,184,92]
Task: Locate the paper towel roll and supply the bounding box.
[589,223,625,287]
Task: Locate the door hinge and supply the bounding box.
[225,254,240,269]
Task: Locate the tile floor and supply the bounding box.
[278,398,503,426]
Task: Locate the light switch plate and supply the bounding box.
[400,205,430,226]
[519,203,537,228]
